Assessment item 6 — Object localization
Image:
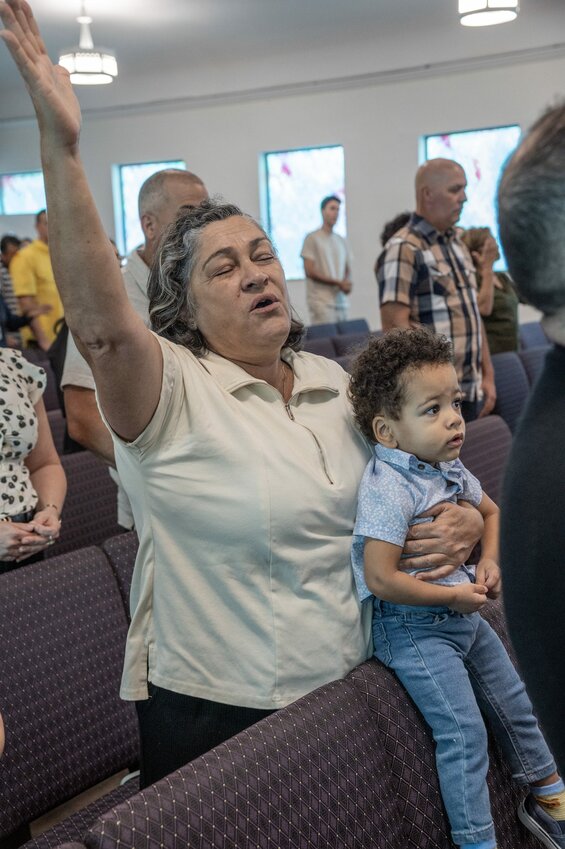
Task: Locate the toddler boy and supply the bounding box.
[349,327,565,849]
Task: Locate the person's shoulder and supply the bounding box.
[373,451,414,486]
[152,333,202,372]
[445,457,483,503]
[357,452,416,514]
[0,346,23,369]
[0,347,46,388]
[8,249,27,271]
[495,271,514,289]
[292,349,349,384]
[9,244,38,283]
[380,221,422,258]
[301,228,321,244]
[23,240,47,260]
[61,332,95,389]
[122,248,147,275]
[0,346,27,368]
[121,250,150,322]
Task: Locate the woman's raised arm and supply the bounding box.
[0,0,162,441]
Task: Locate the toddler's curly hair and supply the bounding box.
[349,327,454,442]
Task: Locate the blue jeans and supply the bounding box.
[373,601,556,846]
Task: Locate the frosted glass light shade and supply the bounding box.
[59,49,118,84]
[459,0,519,26]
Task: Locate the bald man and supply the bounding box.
[62,169,208,528]
[375,158,496,421]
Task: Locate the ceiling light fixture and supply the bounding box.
[459,0,519,27]
[59,3,118,85]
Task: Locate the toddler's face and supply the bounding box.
[385,363,465,464]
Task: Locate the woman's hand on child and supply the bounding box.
[476,559,502,599]
[403,501,483,579]
[450,582,488,614]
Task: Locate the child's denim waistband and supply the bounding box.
[374,599,454,616]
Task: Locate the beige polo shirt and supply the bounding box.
[112,335,372,708]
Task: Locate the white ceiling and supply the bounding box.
[1,0,564,122]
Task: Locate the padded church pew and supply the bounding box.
[301,336,337,357]
[336,318,370,335]
[100,531,139,620]
[304,321,338,339]
[491,351,531,433]
[47,409,66,455]
[0,421,539,849]
[45,452,125,558]
[60,601,538,849]
[518,345,550,387]
[459,415,512,504]
[0,547,140,849]
[69,678,413,849]
[19,348,61,413]
[519,321,548,350]
[346,600,538,849]
[332,331,371,357]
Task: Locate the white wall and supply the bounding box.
[1,213,37,242]
[1,53,562,327]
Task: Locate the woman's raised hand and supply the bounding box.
[0,0,81,149]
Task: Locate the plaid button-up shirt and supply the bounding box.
[376,213,482,402]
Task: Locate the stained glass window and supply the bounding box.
[423,125,521,270]
[263,145,346,280]
[0,171,46,215]
[114,160,186,256]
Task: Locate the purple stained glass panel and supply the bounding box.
[264,145,346,280]
[424,125,521,270]
[1,171,46,215]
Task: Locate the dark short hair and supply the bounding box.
[320,195,341,211]
[349,327,454,442]
[498,102,565,315]
[35,209,46,224]
[147,197,304,356]
[0,234,21,254]
[380,211,411,247]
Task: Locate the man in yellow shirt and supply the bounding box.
[10,209,63,349]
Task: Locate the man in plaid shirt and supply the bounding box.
[375,159,496,421]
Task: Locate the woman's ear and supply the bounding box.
[372,415,398,448]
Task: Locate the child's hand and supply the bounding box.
[476,559,502,599]
[450,582,488,614]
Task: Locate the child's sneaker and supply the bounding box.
[518,793,565,848]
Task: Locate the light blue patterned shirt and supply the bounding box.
[352,444,482,602]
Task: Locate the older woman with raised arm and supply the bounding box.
[0,0,483,787]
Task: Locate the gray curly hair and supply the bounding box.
[147,198,304,355]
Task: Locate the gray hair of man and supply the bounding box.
[498,102,565,316]
[147,198,305,357]
[137,168,206,218]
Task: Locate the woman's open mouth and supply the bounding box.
[250,295,280,313]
